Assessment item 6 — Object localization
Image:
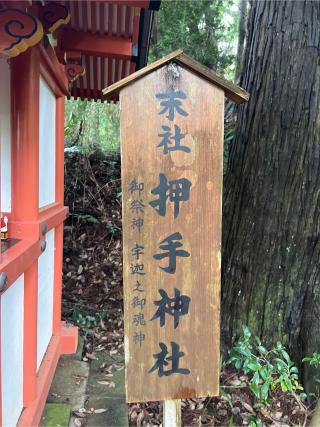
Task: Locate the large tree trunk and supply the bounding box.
[222,0,320,391]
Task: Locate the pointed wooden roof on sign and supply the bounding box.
[102,49,249,104]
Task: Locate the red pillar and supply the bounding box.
[23,263,38,405]
[53,97,64,336]
[11,47,40,405]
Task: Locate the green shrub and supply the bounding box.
[227,325,303,404]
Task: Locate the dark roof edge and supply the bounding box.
[136,7,154,70]
[149,0,161,10]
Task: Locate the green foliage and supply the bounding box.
[106,221,120,237]
[150,0,239,77]
[64,99,120,153]
[72,305,105,336]
[70,213,99,224]
[227,326,303,404]
[246,415,263,427]
[302,352,320,368]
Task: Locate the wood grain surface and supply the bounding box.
[120,63,223,402]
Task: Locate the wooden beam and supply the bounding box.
[61,29,133,60]
[92,1,150,8]
[94,1,160,10]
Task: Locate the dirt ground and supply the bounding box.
[62,151,314,427]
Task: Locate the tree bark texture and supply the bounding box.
[222,0,320,389]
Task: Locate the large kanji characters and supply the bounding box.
[127,87,193,377]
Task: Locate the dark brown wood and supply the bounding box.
[121,63,223,402]
[222,0,320,393]
[103,49,249,104]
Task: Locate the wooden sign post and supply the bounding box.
[103,49,248,423]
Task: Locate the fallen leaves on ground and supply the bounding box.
[63,151,313,427]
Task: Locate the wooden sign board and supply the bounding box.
[120,62,223,403]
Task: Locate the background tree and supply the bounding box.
[149,0,238,76]
[64,99,120,152]
[222,0,320,391]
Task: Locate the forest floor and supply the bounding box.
[62,151,314,427]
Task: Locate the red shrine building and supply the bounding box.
[0,1,158,425]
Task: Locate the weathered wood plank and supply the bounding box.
[121,63,223,402]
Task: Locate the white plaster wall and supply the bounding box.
[1,274,24,427]
[37,228,55,369]
[0,58,12,212]
[39,77,56,208]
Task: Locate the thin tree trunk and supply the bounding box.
[222,0,320,392]
[151,13,159,59]
[235,0,248,84]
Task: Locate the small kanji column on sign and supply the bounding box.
[103,49,249,404]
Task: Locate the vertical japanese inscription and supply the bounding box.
[121,65,223,402]
[128,180,146,347]
[147,88,192,377]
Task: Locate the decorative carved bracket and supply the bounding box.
[39,2,70,34]
[65,63,85,83]
[0,8,43,57]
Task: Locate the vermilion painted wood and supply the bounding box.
[121,58,126,80]
[53,97,65,335]
[101,55,105,90]
[17,335,61,427]
[99,2,104,36]
[23,263,38,405]
[0,240,40,289]
[39,44,69,97]
[1,0,30,7]
[82,1,88,33]
[132,8,140,44]
[0,7,43,58]
[108,55,113,85]
[9,205,68,241]
[17,328,78,427]
[7,39,76,425]
[73,0,80,32]
[130,61,136,75]
[93,56,99,100]
[61,30,133,59]
[79,65,85,100]
[10,46,40,413]
[53,224,63,335]
[11,48,40,223]
[0,297,2,427]
[97,0,151,8]
[91,1,97,34]
[60,322,79,354]
[85,55,91,100]
[108,3,113,36]
[124,5,130,39]
[114,58,118,83]
[116,4,122,37]
[55,97,65,205]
